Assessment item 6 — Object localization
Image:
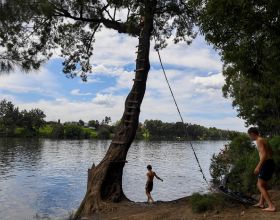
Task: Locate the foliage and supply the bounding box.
[101,116,112,125]
[14,127,25,137]
[63,123,97,139]
[18,108,46,137]
[39,125,53,137]
[0,99,240,140]
[0,0,197,77]
[222,69,280,136]
[50,124,65,139]
[78,119,85,126]
[64,124,84,139]
[88,120,100,129]
[210,135,258,194]
[210,135,280,194]
[83,127,97,139]
[0,99,20,136]
[269,136,280,186]
[143,119,241,140]
[38,123,97,139]
[97,127,111,139]
[190,193,224,213]
[193,0,280,135]
[0,99,46,137]
[81,127,95,139]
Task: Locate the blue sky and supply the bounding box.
[0,29,246,131]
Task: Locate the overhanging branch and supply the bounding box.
[52,4,140,36]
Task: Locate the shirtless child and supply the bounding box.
[145,165,163,203]
[248,127,276,212]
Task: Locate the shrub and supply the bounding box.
[15,127,38,137]
[210,135,259,194]
[39,125,53,137]
[51,124,64,139]
[97,127,111,139]
[190,193,223,213]
[64,124,84,139]
[14,127,25,137]
[82,127,97,139]
[210,134,280,194]
[269,136,280,185]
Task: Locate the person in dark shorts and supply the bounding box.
[248,127,276,212]
[145,165,163,203]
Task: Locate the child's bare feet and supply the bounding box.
[262,206,276,212]
[253,203,265,209]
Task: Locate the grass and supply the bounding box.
[39,125,53,137]
[82,127,98,139]
[15,127,25,136]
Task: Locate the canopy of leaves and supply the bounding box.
[0,0,196,78]
[194,0,280,78]
[193,0,280,134]
[0,99,20,129]
[222,70,280,135]
[0,99,46,136]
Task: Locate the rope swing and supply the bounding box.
[154,42,259,206]
[154,43,209,187]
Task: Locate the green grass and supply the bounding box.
[82,127,98,139]
[39,125,53,137]
[15,127,25,136]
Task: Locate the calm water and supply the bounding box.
[0,139,227,220]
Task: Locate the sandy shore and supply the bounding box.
[84,190,280,220]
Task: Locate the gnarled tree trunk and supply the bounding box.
[74,1,157,219]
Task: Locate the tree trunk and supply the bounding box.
[74,1,157,219]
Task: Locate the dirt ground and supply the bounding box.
[84,190,280,220]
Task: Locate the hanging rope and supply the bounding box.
[154,43,210,187]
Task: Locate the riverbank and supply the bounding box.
[88,190,280,220]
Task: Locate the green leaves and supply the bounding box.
[210,135,259,194]
[0,99,46,136]
[194,0,280,135]
[0,0,196,79]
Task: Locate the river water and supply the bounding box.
[0,139,227,220]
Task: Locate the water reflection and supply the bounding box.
[0,138,43,177]
[0,139,227,220]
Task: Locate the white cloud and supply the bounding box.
[10,69,245,131]
[0,67,59,97]
[16,97,125,123]
[90,29,137,67]
[70,89,92,96]
[0,28,246,131]
[192,72,224,90]
[91,30,222,72]
[92,93,115,107]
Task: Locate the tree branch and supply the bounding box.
[52,5,140,36]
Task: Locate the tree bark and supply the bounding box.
[74,1,157,219]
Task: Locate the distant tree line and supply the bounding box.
[0,99,241,140]
[140,120,241,141]
[0,99,45,137]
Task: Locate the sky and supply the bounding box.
[0,28,246,132]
